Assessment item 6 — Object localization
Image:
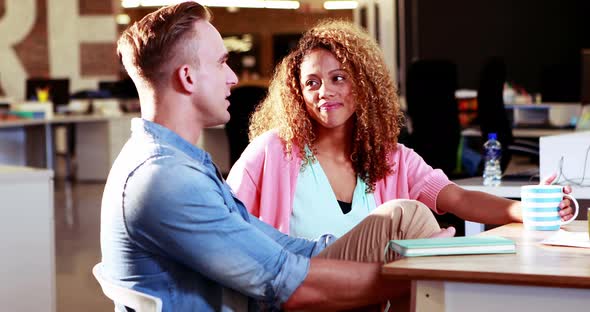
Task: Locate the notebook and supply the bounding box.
[388,235,516,257]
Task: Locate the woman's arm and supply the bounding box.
[436,184,522,224]
[436,173,576,225]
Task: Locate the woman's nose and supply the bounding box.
[319,82,335,99]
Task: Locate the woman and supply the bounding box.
[226,20,574,239]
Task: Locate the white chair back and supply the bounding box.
[92,263,163,312]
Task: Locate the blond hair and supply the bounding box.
[117,2,211,86]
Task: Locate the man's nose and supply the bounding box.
[226,65,238,86]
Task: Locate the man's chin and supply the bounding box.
[204,116,230,128]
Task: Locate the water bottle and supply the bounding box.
[483,133,502,186]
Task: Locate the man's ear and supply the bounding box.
[176,64,196,93]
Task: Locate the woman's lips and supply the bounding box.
[319,102,343,111]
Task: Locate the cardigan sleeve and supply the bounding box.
[226,138,265,217]
[399,144,454,213]
[226,130,299,233]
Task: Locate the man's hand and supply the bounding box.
[541,173,575,221]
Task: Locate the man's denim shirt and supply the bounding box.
[101,119,333,311]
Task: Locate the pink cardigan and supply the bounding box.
[226,130,454,234]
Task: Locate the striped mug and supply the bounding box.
[521,185,579,231]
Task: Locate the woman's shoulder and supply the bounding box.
[385,143,427,167]
[248,129,285,152]
[231,129,299,180]
[387,142,414,157]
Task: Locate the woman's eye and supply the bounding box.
[306,80,319,87]
[334,75,346,82]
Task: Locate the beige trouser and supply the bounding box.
[314,199,442,312]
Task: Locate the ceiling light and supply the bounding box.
[121,0,300,9]
[323,1,358,10]
[200,0,264,8]
[116,14,131,25]
[121,0,141,8]
[264,1,299,9]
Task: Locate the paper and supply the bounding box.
[541,230,590,248]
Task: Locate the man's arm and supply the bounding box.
[284,258,409,311]
[248,213,335,257]
[125,163,310,309]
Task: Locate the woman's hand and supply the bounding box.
[541,173,575,221]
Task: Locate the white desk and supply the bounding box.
[462,127,574,139]
[454,176,590,199]
[0,114,231,180]
[74,117,230,179]
[0,166,55,312]
[0,114,136,176]
[382,222,590,312]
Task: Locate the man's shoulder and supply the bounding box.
[112,139,209,184]
[105,141,217,216]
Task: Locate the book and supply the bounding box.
[388,235,516,257]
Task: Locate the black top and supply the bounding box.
[337,200,352,214]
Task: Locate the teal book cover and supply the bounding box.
[388,235,516,257]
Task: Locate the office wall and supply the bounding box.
[407,0,590,96]
[0,0,118,99]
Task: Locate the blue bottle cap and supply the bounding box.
[488,133,497,140]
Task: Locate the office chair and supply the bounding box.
[92,263,163,312]
[406,59,465,236]
[477,57,539,173]
[225,85,268,167]
[477,57,514,172]
[406,59,461,176]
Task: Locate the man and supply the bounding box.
[101,2,454,311]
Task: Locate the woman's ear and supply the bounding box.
[176,64,196,93]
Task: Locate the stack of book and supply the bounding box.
[388,235,516,257]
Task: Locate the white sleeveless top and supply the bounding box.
[289,155,377,240]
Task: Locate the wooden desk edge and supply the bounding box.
[381,264,590,289]
[382,221,590,289]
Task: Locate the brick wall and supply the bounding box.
[79,0,113,15]
[0,0,117,99]
[80,43,119,76]
[13,0,49,78]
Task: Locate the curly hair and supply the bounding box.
[249,20,404,192]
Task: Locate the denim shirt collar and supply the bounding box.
[131,118,210,164]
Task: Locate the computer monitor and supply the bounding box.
[582,49,590,105]
[98,79,138,99]
[25,78,70,112]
